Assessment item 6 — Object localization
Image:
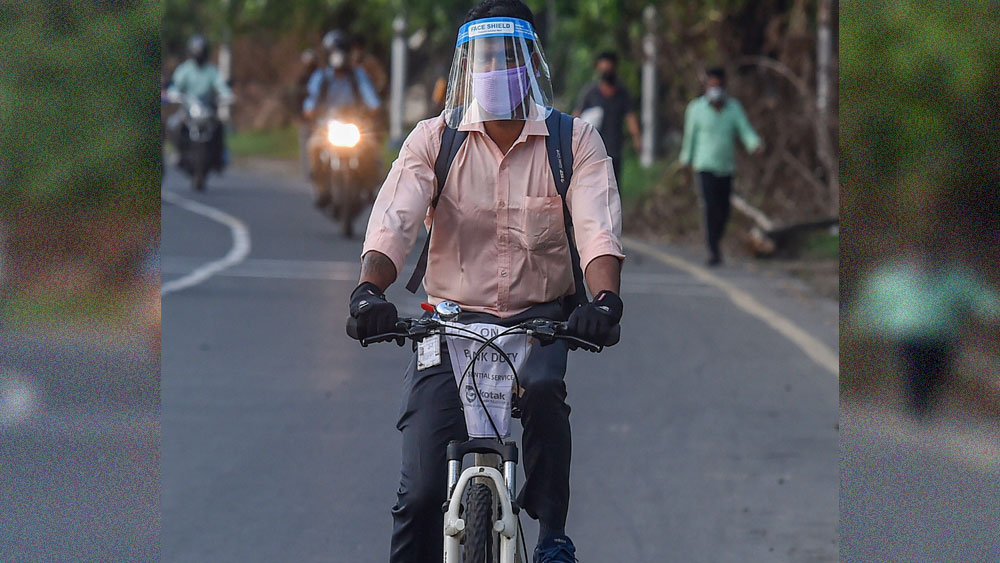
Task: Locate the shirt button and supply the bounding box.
[499,201,506,208]
[500,271,508,277]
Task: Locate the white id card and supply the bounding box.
[417,333,442,370]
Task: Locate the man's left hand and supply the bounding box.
[566,290,624,347]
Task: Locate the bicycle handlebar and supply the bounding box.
[345,316,619,352]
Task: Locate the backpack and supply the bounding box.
[404,109,587,315]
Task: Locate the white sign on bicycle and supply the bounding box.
[444,323,533,439]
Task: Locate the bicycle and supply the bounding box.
[347,301,618,563]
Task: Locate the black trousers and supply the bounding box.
[697,172,733,258]
[389,302,572,563]
[899,339,951,416]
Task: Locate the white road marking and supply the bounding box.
[160,191,252,296]
[623,236,839,376]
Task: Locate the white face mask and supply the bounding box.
[329,51,346,69]
[706,86,726,103]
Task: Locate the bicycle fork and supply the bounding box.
[443,440,520,563]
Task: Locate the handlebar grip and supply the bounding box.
[346,316,410,346]
[346,316,360,340]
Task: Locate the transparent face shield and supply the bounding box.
[443,17,554,128]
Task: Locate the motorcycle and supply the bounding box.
[312,111,376,238]
[170,93,231,192]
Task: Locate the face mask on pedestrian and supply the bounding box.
[472,65,530,116]
[600,70,617,85]
[329,50,347,69]
[706,86,726,104]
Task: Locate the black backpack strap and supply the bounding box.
[405,123,468,293]
[545,110,587,312]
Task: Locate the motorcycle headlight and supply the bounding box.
[189,104,206,119]
[327,120,361,148]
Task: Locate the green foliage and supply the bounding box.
[0,1,160,215]
[618,152,668,203]
[840,0,1000,243]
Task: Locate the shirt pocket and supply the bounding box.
[513,196,567,251]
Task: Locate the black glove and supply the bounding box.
[349,282,399,342]
[566,290,623,348]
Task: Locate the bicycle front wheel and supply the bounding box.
[462,482,494,563]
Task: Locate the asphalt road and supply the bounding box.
[160,162,841,562]
[0,331,160,562]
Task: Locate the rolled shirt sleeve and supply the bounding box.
[566,118,626,271]
[361,119,439,276]
[732,99,762,153]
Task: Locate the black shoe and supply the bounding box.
[533,533,578,563]
[706,254,722,267]
[314,191,332,209]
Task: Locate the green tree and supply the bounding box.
[0,1,160,215]
[840,0,1000,287]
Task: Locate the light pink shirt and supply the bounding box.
[363,112,624,318]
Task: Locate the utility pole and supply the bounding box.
[816,0,837,214]
[640,5,656,168]
[217,0,233,123]
[218,0,232,82]
[390,15,407,144]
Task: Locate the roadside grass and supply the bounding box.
[1,290,132,330]
[799,232,840,261]
[229,126,300,160]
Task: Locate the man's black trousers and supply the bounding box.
[697,171,733,259]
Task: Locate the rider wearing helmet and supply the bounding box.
[303,29,383,208]
[166,35,234,168]
[302,30,381,120]
[349,2,624,562]
[167,35,234,107]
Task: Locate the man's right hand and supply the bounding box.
[349,281,399,341]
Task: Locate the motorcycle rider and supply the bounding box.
[166,34,234,173]
[302,29,382,209]
[348,1,624,561]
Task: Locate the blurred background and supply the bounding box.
[840,0,1000,413]
[839,1,1000,561]
[0,1,161,561]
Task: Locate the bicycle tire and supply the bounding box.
[462,482,494,563]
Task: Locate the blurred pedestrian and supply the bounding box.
[679,67,762,266]
[852,249,1000,417]
[573,51,641,187]
[295,48,319,178]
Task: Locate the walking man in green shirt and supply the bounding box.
[852,248,1000,417]
[679,67,762,266]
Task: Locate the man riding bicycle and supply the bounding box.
[348,2,624,561]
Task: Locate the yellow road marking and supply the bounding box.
[623,237,839,376]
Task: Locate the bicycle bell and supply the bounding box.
[435,300,462,321]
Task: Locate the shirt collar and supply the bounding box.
[458,103,551,137]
